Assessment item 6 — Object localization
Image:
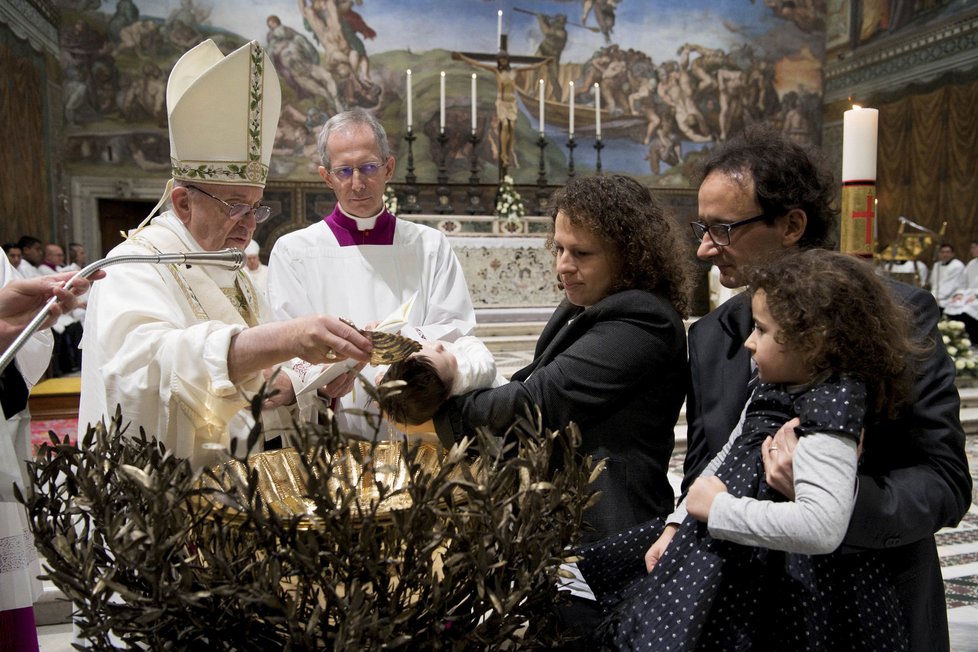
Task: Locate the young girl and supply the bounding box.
[588,249,921,651]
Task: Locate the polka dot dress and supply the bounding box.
[579,377,907,651]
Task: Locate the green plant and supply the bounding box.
[21,397,594,649]
[494,175,525,225]
[939,318,978,377]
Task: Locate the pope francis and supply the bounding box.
[79,40,372,467]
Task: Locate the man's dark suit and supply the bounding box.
[684,283,973,652]
[435,289,687,541]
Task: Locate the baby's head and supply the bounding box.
[379,342,458,425]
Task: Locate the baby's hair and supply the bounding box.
[748,249,923,419]
[379,357,451,426]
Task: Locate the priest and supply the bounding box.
[79,40,372,467]
[267,108,475,439]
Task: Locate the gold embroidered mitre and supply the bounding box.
[167,39,281,188]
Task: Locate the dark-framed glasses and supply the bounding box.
[185,185,272,224]
[328,161,384,180]
[690,213,768,246]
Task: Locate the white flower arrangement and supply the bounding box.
[494,175,525,225]
[383,185,398,215]
[938,318,978,377]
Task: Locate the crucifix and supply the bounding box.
[453,35,550,179]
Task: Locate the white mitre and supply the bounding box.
[168,39,282,188]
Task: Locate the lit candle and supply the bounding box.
[594,83,601,138]
[842,105,879,182]
[840,104,879,256]
[569,81,575,136]
[471,73,477,134]
[539,79,545,134]
[440,71,446,133]
[497,10,503,50]
[406,69,413,130]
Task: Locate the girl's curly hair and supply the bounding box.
[547,174,695,318]
[748,249,925,419]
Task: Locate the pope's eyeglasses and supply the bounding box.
[328,162,384,180]
[185,185,272,224]
[689,213,768,247]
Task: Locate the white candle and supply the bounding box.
[471,73,477,134]
[440,71,446,133]
[406,69,413,129]
[539,79,545,134]
[842,105,878,182]
[569,81,575,136]
[594,83,601,138]
[497,10,503,50]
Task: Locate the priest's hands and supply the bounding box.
[228,315,372,384]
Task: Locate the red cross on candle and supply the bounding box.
[851,193,875,244]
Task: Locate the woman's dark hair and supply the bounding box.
[378,357,451,426]
[548,174,694,318]
[695,124,838,250]
[748,249,923,419]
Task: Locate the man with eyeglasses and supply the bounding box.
[680,125,970,651]
[79,41,373,468]
[268,108,475,439]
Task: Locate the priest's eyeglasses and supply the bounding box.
[690,214,768,246]
[329,162,384,180]
[186,185,272,224]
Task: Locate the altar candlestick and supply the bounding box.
[439,71,446,133]
[406,69,413,129]
[471,74,477,133]
[497,10,503,50]
[594,83,601,138]
[840,105,879,256]
[569,81,575,136]
[539,79,546,134]
[842,105,878,182]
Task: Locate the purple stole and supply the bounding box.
[324,206,396,246]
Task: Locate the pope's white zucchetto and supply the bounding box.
[167,39,281,188]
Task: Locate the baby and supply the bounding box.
[379,336,504,426]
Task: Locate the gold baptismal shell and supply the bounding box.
[367,330,422,365]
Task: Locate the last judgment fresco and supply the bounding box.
[57,0,856,186]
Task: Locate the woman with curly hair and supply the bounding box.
[426,174,694,543]
[593,248,921,650]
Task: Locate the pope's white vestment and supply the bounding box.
[268,210,475,438]
[79,212,266,467]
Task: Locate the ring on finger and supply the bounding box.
[769,446,779,452]
[325,348,338,360]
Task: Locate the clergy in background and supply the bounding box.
[930,242,966,308]
[268,108,475,439]
[79,40,372,468]
[243,239,269,302]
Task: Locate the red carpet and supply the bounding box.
[30,418,77,455]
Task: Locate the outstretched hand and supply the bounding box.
[0,270,105,348]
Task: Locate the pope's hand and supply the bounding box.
[289,314,373,366]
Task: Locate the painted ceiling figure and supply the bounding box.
[581,0,618,44]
